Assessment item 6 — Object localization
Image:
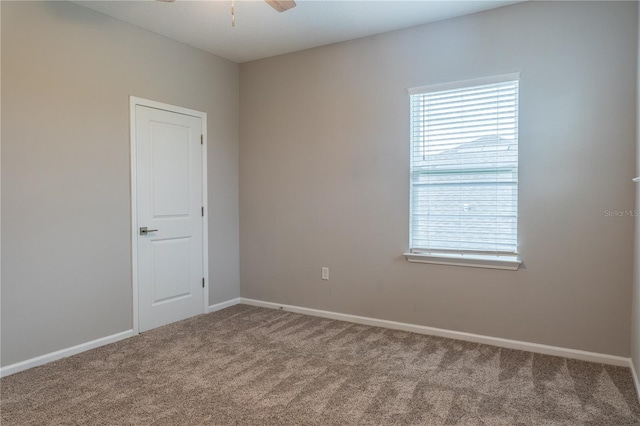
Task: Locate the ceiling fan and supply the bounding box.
[264,0,297,13]
[157,0,296,27]
[157,0,296,13]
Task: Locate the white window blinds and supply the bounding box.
[409,75,519,256]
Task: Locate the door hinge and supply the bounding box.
[202,277,205,288]
[201,134,203,145]
[201,206,204,217]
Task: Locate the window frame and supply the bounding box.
[404,73,522,271]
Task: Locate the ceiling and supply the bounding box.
[74,0,525,63]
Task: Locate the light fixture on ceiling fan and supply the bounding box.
[157,0,296,28]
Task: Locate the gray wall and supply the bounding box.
[633,3,640,380]
[1,1,240,366]
[240,1,637,356]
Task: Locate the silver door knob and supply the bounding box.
[140,227,158,235]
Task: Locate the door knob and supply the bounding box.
[140,227,158,235]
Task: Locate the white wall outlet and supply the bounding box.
[321,267,329,280]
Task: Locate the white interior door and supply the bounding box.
[135,104,204,333]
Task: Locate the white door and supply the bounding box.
[135,104,204,332]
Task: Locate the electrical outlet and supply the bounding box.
[321,267,329,280]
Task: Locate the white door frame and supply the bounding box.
[129,96,209,335]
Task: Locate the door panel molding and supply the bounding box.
[130,96,209,335]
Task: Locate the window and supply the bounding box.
[405,74,520,270]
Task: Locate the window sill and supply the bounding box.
[403,252,521,271]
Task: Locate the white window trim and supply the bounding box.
[406,73,522,271]
[408,72,521,95]
[404,252,521,271]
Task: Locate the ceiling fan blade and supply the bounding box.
[265,0,297,13]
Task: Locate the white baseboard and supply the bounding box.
[207,297,241,313]
[631,359,640,404]
[0,329,134,378]
[1,299,242,377]
[240,297,632,368]
[2,298,632,378]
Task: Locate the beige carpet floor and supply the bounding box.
[2,304,640,425]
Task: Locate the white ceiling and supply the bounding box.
[74,0,525,63]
